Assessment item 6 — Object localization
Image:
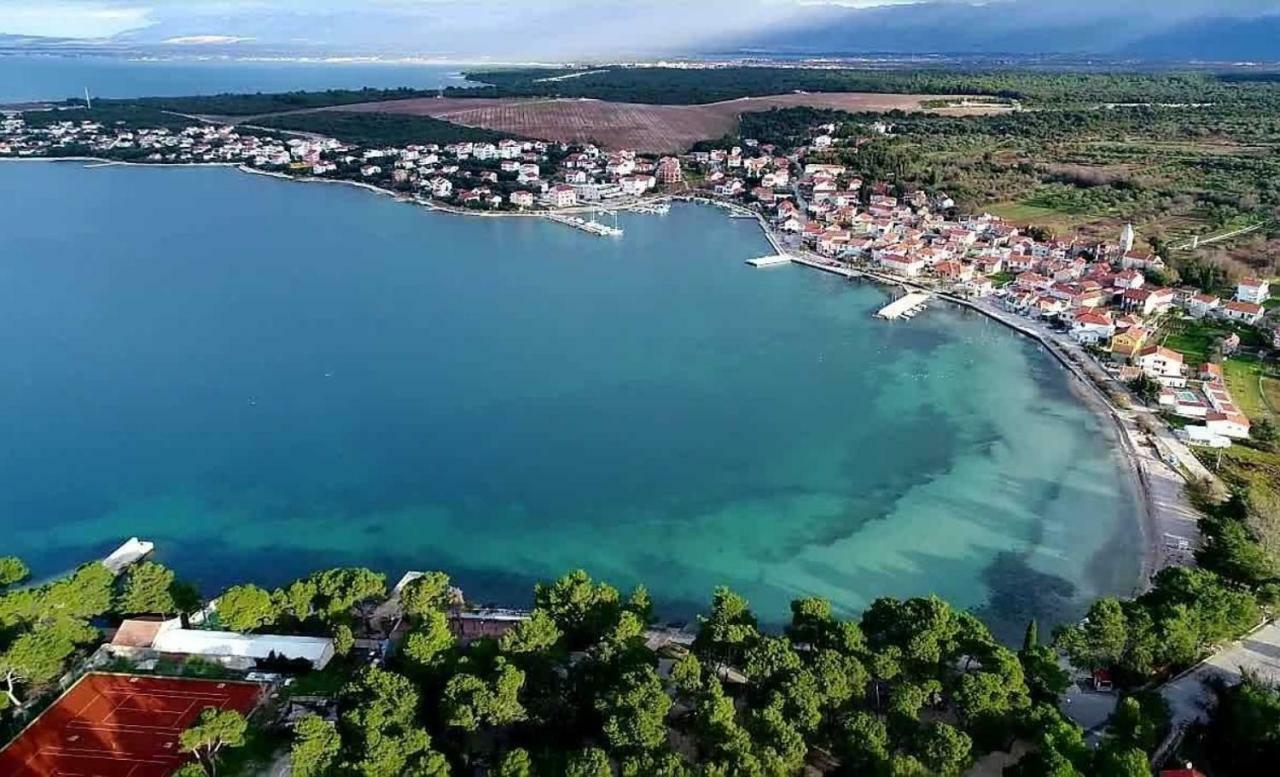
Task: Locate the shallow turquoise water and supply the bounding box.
[0,163,1140,636]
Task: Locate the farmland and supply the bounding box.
[325,93,1012,153]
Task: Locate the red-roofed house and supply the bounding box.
[1236,276,1271,304]
[1070,309,1115,346]
[1221,300,1264,325]
[1135,345,1186,386]
[1187,293,1221,319]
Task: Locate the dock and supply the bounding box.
[102,537,155,575]
[544,213,623,237]
[875,292,932,320]
[747,254,792,268]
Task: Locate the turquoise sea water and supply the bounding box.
[0,55,469,102]
[0,162,1140,637]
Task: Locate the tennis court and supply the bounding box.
[0,672,263,777]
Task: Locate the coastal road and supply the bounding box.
[1161,621,1280,727]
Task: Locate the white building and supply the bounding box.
[1070,309,1115,346]
[548,185,577,208]
[1236,277,1271,305]
[1120,223,1135,253]
[1221,300,1264,325]
[1186,293,1221,319]
[1134,345,1186,387]
[152,628,336,669]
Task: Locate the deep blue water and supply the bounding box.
[0,55,471,102]
[0,162,1141,635]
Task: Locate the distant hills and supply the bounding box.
[3,2,1280,65]
[722,4,1280,62]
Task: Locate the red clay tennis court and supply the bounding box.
[0,672,264,777]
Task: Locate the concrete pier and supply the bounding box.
[875,292,931,320]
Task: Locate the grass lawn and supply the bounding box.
[1160,317,1267,366]
[986,201,1096,233]
[1161,318,1228,365]
[1224,357,1279,423]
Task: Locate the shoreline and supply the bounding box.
[775,249,1190,592]
[2,155,655,222]
[5,155,1175,591]
[701,193,1175,591]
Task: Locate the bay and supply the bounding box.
[0,55,471,102]
[0,162,1141,637]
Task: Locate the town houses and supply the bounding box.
[0,113,685,215]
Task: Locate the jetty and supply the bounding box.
[102,537,155,575]
[875,292,932,320]
[747,254,792,268]
[628,200,671,215]
[544,212,623,237]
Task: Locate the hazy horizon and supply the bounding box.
[4,1,1280,61]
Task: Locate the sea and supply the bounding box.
[0,55,474,103]
[0,162,1141,637]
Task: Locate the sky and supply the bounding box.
[2,0,1278,58]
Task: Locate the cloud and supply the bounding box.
[4,0,1280,56]
[163,35,253,45]
[0,1,153,38]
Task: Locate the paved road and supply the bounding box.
[1161,621,1280,726]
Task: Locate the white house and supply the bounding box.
[548,184,577,208]
[429,177,453,198]
[1221,300,1264,325]
[1070,309,1116,346]
[1186,293,1221,319]
[1134,345,1186,387]
[1236,277,1271,305]
[1204,412,1251,440]
[879,253,926,277]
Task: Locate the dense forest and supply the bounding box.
[248,110,515,147]
[20,104,204,131]
[90,87,444,117]
[452,66,1280,109]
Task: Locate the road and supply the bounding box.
[1161,621,1280,727]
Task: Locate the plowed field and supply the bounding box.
[334,92,1011,152]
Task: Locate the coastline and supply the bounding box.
[775,247,1191,592]
[3,156,1178,590]
[700,193,1178,591]
[1,155,652,222]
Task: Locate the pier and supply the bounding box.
[875,292,932,320]
[627,200,671,215]
[746,254,792,268]
[102,537,155,575]
[544,212,623,237]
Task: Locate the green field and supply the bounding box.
[1160,317,1267,366]
[986,201,1099,233]
[1224,357,1280,423]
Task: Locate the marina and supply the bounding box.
[544,210,623,237]
[627,200,672,215]
[875,292,932,320]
